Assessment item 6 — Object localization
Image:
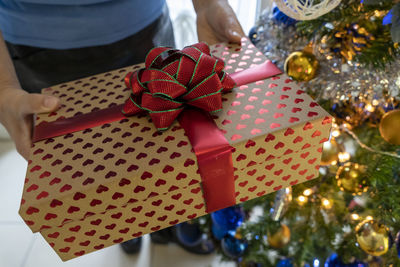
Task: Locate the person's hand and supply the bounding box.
[193,0,245,45]
[0,87,60,160]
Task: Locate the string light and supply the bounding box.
[365,103,375,112]
[297,195,307,205]
[351,213,360,220]
[338,152,351,162]
[321,198,333,209]
[366,215,373,221]
[303,189,313,196]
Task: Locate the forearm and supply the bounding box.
[192,0,228,13]
[0,31,21,92]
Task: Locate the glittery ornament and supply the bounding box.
[284,51,319,81]
[267,224,291,249]
[273,0,341,20]
[272,6,297,26]
[321,138,341,165]
[221,233,248,259]
[355,219,390,256]
[336,163,368,195]
[211,206,245,240]
[270,187,292,221]
[379,109,400,145]
[330,24,375,61]
[324,253,367,267]
[248,26,260,45]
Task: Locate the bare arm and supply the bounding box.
[0,31,59,160]
[192,0,245,45]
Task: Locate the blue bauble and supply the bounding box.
[324,253,367,267]
[211,206,245,240]
[272,6,297,26]
[248,26,259,45]
[221,234,248,259]
[276,258,293,267]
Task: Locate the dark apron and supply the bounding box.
[6,5,175,93]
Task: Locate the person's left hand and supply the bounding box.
[193,0,245,45]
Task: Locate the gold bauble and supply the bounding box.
[336,162,368,195]
[321,138,340,165]
[355,219,389,256]
[379,109,400,145]
[267,224,291,249]
[284,51,319,81]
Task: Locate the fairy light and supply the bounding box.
[338,152,351,162]
[366,215,373,221]
[372,99,379,106]
[365,103,375,112]
[332,129,340,138]
[297,195,307,205]
[351,213,360,220]
[303,189,313,196]
[321,198,332,209]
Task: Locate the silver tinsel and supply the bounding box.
[253,8,400,110]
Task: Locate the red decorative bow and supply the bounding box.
[122,43,236,130]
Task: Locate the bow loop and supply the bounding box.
[123,42,235,130]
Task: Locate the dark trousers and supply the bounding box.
[6,5,175,94]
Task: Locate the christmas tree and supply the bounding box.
[195,1,400,266]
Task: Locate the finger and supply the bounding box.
[224,18,245,44]
[19,94,60,115]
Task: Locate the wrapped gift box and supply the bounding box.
[20,38,331,261]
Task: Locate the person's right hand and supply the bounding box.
[0,87,60,160]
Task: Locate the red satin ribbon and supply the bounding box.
[32,57,282,213]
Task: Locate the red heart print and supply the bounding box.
[69,225,81,232]
[247,169,256,176]
[294,98,304,103]
[79,240,90,246]
[239,181,248,187]
[67,206,80,213]
[265,154,276,161]
[127,164,139,172]
[26,206,39,215]
[96,185,109,193]
[119,228,129,234]
[157,146,168,153]
[274,169,283,176]
[124,147,135,154]
[239,196,249,202]
[64,236,75,243]
[94,244,105,250]
[125,217,136,224]
[60,184,72,192]
[74,251,86,256]
[90,199,102,206]
[248,186,257,192]
[177,141,188,147]
[191,187,201,194]
[27,184,39,192]
[82,159,94,166]
[265,134,275,142]
[265,163,274,170]
[105,171,117,178]
[141,171,152,180]
[73,192,86,200]
[132,232,143,238]
[164,204,174,211]
[194,203,204,210]
[103,153,114,160]
[40,171,51,178]
[282,175,291,181]
[256,148,265,155]
[94,165,105,172]
[312,130,322,137]
[290,180,299,185]
[284,128,294,136]
[299,169,308,175]
[48,232,59,238]
[162,165,174,173]
[184,159,195,167]
[236,154,247,161]
[42,154,53,160]
[59,247,70,253]
[176,209,186,215]
[105,223,116,230]
[301,152,310,159]
[289,117,299,123]
[33,149,44,155]
[82,178,94,185]
[155,179,166,186]
[149,158,160,165]
[119,178,131,186]
[274,142,284,149]
[247,161,257,167]
[50,199,63,208]
[131,206,143,213]
[273,185,283,191]
[115,159,126,166]
[265,180,274,186]
[134,185,145,193]
[256,175,266,181]
[169,219,179,225]
[145,211,155,217]
[139,222,149,227]
[106,205,117,210]
[111,192,123,200]
[45,213,57,220]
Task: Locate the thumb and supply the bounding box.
[19,93,60,115]
[225,20,245,44]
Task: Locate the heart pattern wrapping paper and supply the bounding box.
[20,38,332,261]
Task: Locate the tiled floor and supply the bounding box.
[0,139,236,267]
